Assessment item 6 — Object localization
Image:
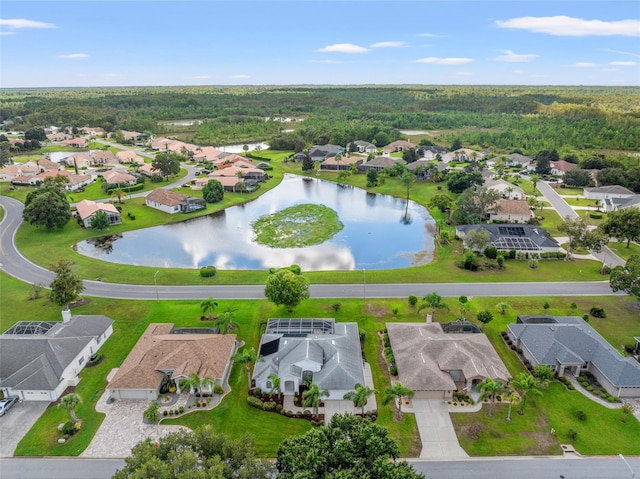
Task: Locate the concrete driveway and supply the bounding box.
[0,401,49,457]
[411,399,468,459]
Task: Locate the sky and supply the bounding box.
[1,1,639,88]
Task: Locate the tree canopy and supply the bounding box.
[114,427,275,479]
[276,414,424,479]
[599,208,640,248]
[446,171,483,194]
[202,179,224,203]
[609,255,640,300]
[23,186,71,231]
[151,152,182,179]
[49,259,84,307]
[264,268,310,311]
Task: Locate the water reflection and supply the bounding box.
[75,174,436,271]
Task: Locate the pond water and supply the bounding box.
[75,174,436,271]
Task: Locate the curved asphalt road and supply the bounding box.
[0,195,620,299]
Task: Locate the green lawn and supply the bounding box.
[608,241,640,261]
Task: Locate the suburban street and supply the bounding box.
[0,456,638,479]
[0,195,621,299]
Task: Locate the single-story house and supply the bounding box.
[106,323,237,400]
[253,319,365,402]
[145,188,206,214]
[320,155,362,171]
[382,140,416,154]
[0,311,113,402]
[138,163,162,177]
[549,160,578,176]
[603,195,640,212]
[47,132,73,142]
[489,199,533,223]
[75,199,122,228]
[503,153,534,168]
[357,156,404,173]
[210,165,267,182]
[90,150,119,166]
[61,138,89,148]
[67,153,94,169]
[508,315,640,398]
[455,224,562,253]
[82,126,105,137]
[102,169,138,186]
[406,160,448,179]
[347,140,377,154]
[193,146,225,162]
[484,178,525,200]
[36,158,63,172]
[26,170,93,191]
[308,144,346,162]
[116,150,145,165]
[386,322,511,400]
[0,162,39,181]
[583,185,635,201]
[119,130,146,142]
[193,176,257,192]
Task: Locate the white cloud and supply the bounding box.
[414,57,474,65]
[609,61,637,66]
[316,43,368,54]
[57,53,88,59]
[457,72,473,76]
[309,60,345,64]
[418,33,442,38]
[0,18,56,29]
[232,74,250,79]
[492,50,539,62]
[370,41,406,48]
[571,62,597,67]
[513,69,524,74]
[0,31,16,35]
[600,68,618,72]
[495,16,640,37]
[601,48,640,59]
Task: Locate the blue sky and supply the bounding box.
[1,1,639,88]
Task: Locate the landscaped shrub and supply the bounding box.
[589,307,606,318]
[178,406,184,414]
[302,410,312,418]
[253,387,262,398]
[61,421,76,436]
[568,429,578,441]
[589,213,602,219]
[586,385,594,392]
[213,385,224,395]
[575,410,587,421]
[331,302,341,312]
[163,410,168,416]
[199,266,217,277]
[408,295,418,307]
[144,402,160,423]
[389,365,398,376]
[168,410,174,416]
[383,333,391,348]
[484,246,498,259]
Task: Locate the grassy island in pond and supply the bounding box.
[252,204,343,248]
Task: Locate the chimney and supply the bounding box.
[62,309,72,323]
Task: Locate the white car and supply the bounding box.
[0,397,18,416]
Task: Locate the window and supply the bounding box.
[78,356,85,365]
[266,381,272,389]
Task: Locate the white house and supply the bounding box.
[484,178,525,200]
[0,312,113,402]
[75,199,122,228]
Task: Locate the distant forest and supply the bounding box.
[1,85,639,156]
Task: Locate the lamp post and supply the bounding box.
[153,270,159,302]
[619,454,636,478]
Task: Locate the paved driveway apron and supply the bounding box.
[0,401,49,457]
[412,399,467,459]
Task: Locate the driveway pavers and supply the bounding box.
[0,401,49,457]
[81,389,187,458]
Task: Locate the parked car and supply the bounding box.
[0,397,18,416]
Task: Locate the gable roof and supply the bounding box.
[550,160,578,172]
[584,185,635,196]
[455,224,560,250]
[484,178,525,194]
[362,156,404,168]
[107,323,236,390]
[508,316,640,388]
[145,188,188,206]
[386,322,511,392]
[75,199,119,221]
[493,199,531,216]
[102,170,137,184]
[0,315,113,391]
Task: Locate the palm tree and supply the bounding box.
[496,302,510,316]
[343,383,376,416]
[267,374,281,399]
[59,393,82,422]
[302,383,329,419]
[401,171,416,221]
[510,372,545,415]
[418,291,449,319]
[382,382,414,421]
[232,347,262,390]
[213,308,238,334]
[505,390,520,422]
[200,297,218,321]
[179,371,214,394]
[477,378,507,417]
[529,174,540,193]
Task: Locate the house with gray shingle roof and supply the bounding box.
[455,224,562,253]
[0,311,113,401]
[386,322,511,400]
[508,315,640,398]
[252,319,365,401]
[357,156,404,173]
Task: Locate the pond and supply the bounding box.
[75,174,436,271]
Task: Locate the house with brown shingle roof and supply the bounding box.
[145,188,206,214]
[75,199,122,228]
[489,199,533,223]
[36,158,63,172]
[62,137,89,148]
[320,155,363,171]
[550,160,577,176]
[106,323,237,400]
[386,322,511,400]
[102,169,138,186]
[116,150,145,165]
[382,140,416,154]
[90,150,119,166]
